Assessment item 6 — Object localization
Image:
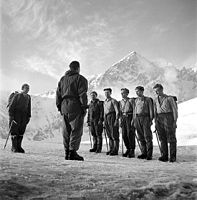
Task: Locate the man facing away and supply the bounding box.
[87,91,104,153]
[153,84,178,162]
[133,86,154,160]
[119,88,136,158]
[56,61,88,161]
[103,88,120,156]
[8,84,31,153]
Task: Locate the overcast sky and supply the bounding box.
[0,0,196,94]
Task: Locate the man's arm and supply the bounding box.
[168,97,178,122]
[112,99,119,120]
[148,98,154,121]
[99,101,104,123]
[78,76,88,109]
[8,94,18,117]
[56,81,62,113]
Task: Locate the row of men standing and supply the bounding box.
[56,61,178,162]
[88,85,177,162]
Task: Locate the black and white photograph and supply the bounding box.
[0,0,197,199]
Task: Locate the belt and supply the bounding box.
[158,112,173,115]
[136,114,149,117]
[122,112,133,116]
[105,111,115,116]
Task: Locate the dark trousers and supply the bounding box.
[104,113,119,153]
[121,115,135,150]
[10,112,28,136]
[90,120,103,150]
[134,116,153,158]
[155,113,177,159]
[62,113,84,152]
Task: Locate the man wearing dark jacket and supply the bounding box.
[56,61,88,161]
[8,84,31,153]
[87,91,104,153]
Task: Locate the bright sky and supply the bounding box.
[0,0,196,94]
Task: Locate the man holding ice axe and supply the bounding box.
[87,91,104,153]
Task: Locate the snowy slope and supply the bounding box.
[177,98,197,146]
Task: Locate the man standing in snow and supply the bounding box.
[133,86,153,160]
[103,88,120,156]
[8,83,31,153]
[87,91,104,153]
[56,61,88,161]
[153,84,178,162]
[119,88,136,158]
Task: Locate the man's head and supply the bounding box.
[21,84,30,94]
[153,84,164,96]
[121,88,129,99]
[104,88,112,99]
[69,61,80,73]
[90,91,97,100]
[135,86,144,97]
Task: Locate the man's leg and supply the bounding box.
[105,115,114,155]
[62,114,72,160]
[10,114,19,153]
[156,115,168,162]
[143,117,153,160]
[95,123,103,153]
[127,115,135,158]
[109,113,119,156]
[68,113,84,161]
[165,114,177,162]
[135,117,147,159]
[122,117,130,157]
[89,121,97,152]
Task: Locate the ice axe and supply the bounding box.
[4,120,17,149]
[88,126,92,148]
[103,127,109,152]
[154,130,162,155]
[135,131,143,154]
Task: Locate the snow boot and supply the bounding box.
[17,135,25,153]
[158,156,168,162]
[137,154,147,159]
[128,149,135,158]
[11,135,18,153]
[95,137,102,153]
[68,150,84,161]
[89,137,97,152]
[169,142,176,162]
[65,149,69,160]
[123,149,130,157]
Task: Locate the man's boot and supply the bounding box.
[128,149,135,158]
[65,149,69,160]
[169,142,176,162]
[89,137,97,152]
[11,135,18,153]
[17,135,25,153]
[123,149,130,157]
[68,150,84,161]
[110,140,119,156]
[96,137,102,153]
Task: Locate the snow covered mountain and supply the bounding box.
[0,51,196,142]
[89,51,197,102]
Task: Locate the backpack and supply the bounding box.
[168,95,178,111]
[7,91,19,108]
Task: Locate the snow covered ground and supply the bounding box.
[0,139,197,200]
